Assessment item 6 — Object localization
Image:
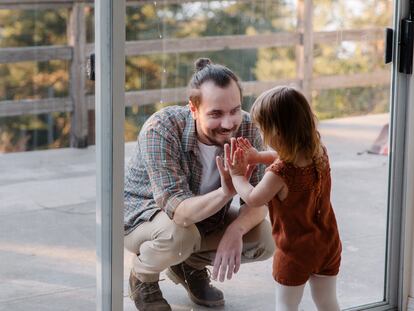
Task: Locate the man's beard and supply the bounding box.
[208,127,238,146]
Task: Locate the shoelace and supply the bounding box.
[186,267,211,281]
[185,267,217,289]
[140,282,161,296]
[129,281,162,299]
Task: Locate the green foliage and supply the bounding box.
[0,9,67,47]
[255,47,296,80]
[0,8,70,152]
[314,85,390,120]
[310,0,392,120]
[313,0,392,31]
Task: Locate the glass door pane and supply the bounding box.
[305,0,393,308]
[121,0,396,310]
[0,2,96,310]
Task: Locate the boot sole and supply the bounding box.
[165,268,225,307]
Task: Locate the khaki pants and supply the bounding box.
[124,206,275,282]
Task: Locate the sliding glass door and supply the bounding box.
[93,0,410,310]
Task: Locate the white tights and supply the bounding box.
[275,275,340,311]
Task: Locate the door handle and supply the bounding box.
[385,28,393,64]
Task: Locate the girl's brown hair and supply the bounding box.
[250,86,322,163]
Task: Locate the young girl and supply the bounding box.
[225,86,342,311]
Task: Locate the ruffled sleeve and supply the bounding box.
[266,159,289,186]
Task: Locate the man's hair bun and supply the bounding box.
[195,58,212,71]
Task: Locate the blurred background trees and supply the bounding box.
[0,0,392,152]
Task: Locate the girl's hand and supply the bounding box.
[237,137,259,165]
[225,146,249,177]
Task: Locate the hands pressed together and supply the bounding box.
[226,137,259,177]
[212,137,258,282]
[216,137,258,185]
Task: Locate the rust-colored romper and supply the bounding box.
[266,149,342,286]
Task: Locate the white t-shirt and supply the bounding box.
[197,141,221,195]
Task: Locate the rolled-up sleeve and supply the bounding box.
[140,126,193,219]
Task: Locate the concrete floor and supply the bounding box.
[0,113,389,311]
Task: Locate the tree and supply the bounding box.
[0,8,69,151]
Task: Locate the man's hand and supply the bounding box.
[216,155,236,198]
[216,137,239,197]
[212,226,243,282]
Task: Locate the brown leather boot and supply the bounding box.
[129,271,171,311]
[166,262,224,307]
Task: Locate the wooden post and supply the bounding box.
[296,0,314,103]
[68,3,88,148]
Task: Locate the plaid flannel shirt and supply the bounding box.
[124,105,265,235]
